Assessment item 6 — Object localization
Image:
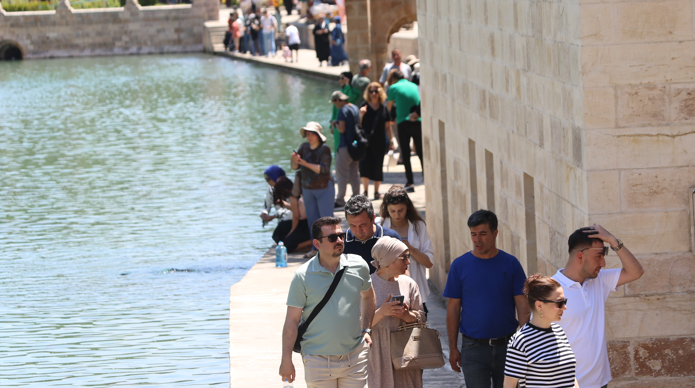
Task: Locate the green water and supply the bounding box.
[0,54,336,386]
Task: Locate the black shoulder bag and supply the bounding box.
[293,265,347,353]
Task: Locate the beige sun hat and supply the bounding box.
[300,121,327,142]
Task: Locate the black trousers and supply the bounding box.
[272,219,310,253]
[397,120,424,186]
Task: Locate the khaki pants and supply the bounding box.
[303,341,370,388]
[335,147,360,207]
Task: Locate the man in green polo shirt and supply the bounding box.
[387,69,423,192]
[279,216,376,388]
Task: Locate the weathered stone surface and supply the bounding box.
[617,85,669,127]
[615,0,692,43]
[608,340,632,378]
[587,170,620,214]
[584,87,616,128]
[590,211,692,253]
[626,253,695,295]
[634,337,695,377]
[585,126,695,170]
[580,4,614,44]
[606,294,695,338]
[671,84,695,124]
[610,377,695,388]
[621,167,695,211]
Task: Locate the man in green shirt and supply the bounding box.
[350,59,372,106]
[280,216,376,387]
[330,72,354,152]
[387,69,423,191]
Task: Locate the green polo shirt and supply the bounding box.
[287,253,372,356]
[387,78,421,124]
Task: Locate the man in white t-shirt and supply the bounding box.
[553,225,644,388]
[285,23,301,63]
[379,49,412,90]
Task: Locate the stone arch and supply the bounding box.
[345,0,416,77]
[0,40,25,60]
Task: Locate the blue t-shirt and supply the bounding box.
[344,224,401,274]
[443,250,526,338]
[336,104,360,149]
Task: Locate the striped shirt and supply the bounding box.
[505,323,576,388]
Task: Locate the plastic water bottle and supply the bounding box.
[276,242,287,267]
[282,379,293,388]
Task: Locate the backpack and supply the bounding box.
[345,105,369,161]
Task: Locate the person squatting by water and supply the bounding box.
[260,165,292,228]
[280,216,375,388]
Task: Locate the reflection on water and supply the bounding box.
[0,54,335,386]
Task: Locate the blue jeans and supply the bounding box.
[262,30,275,56]
[459,335,508,388]
[244,34,255,55]
[302,184,336,241]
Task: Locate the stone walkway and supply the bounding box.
[229,158,466,387]
[216,49,348,81]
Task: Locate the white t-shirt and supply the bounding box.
[285,25,301,45]
[261,15,276,32]
[553,268,621,388]
[379,62,412,85]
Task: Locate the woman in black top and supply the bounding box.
[313,15,331,66]
[359,82,394,200]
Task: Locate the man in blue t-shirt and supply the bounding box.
[343,195,401,273]
[443,210,531,388]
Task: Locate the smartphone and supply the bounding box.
[292,149,297,154]
[391,295,404,306]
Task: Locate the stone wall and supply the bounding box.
[580,0,695,384]
[0,0,219,59]
[418,0,695,385]
[345,0,416,76]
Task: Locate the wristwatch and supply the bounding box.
[611,238,624,252]
[362,329,372,335]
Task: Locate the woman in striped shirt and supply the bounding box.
[504,274,579,388]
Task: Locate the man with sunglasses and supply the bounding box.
[280,216,376,388]
[553,225,644,388]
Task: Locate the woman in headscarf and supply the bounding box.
[260,165,292,227]
[330,16,349,66]
[313,14,331,66]
[368,236,425,388]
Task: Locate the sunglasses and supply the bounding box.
[316,232,346,243]
[369,89,380,94]
[580,246,608,256]
[398,252,411,260]
[539,298,568,308]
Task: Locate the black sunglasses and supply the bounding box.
[580,246,608,256]
[539,298,568,308]
[369,89,380,94]
[316,232,346,243]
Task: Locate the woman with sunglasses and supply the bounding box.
[368,236,425,388]
[358,82,394,200]
[379,185,433,315]
[504,274,578,388]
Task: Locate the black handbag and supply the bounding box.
[293,265,347,353]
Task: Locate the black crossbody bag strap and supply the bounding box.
[293,263,348,353]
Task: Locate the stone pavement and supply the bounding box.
[216,49,348,81]
[229,157,467,387]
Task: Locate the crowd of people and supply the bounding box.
[277,206,644,388]
[250,42,645,388]
[224,1,350,66]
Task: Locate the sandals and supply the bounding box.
[374,192,382,200]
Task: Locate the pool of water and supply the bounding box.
[0,54,336,386]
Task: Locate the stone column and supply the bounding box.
[345,0,371,75]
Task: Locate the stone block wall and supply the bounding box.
[579,0,695,384]
[418,0,695,385]
[0,0,219,59]
[417,0,587,290]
